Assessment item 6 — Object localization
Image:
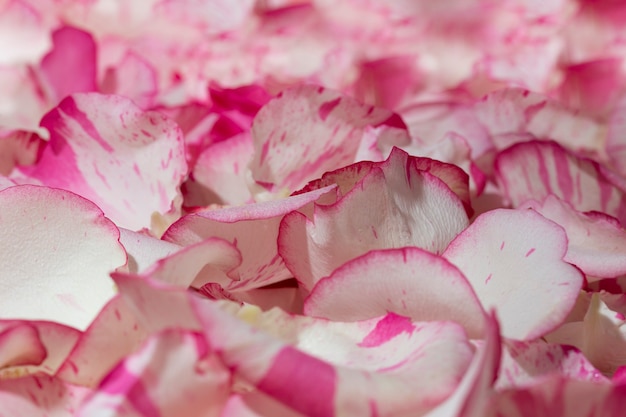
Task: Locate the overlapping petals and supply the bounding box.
[2,1,626,416]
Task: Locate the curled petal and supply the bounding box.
[280,149,469,291]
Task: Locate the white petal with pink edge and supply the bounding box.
[304,247,485,338]
[280,150,469,291]
[522,196,626,280]
[444,208,583,341]
[0,185,126,330]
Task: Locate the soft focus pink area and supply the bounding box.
[2,0,626,415]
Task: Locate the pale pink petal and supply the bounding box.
[607,97,626,178]
[0,0,51,65]
[475,89,604,154]
[424,312,501,417]
[0,321,80,378]
[0,185,126,330]
[118,228,183,274]
[497,340,605,390]
[304,247,485,338]
[140,238,241,288]
[0,375,91,417]
[280,149,469,291]
[490,375,625,417]
[164,186,335,291]
[494,140,626,225]
[115,275,475,416]
[248,84,410,197]
[0,323,46,369]
[56,297,148,387]
[0,130,44,175]
[546,294,626,376]
[398,100,491,160]
[220,392,306,417]
[153,0,255,34]
[100,51,158,110]
[522,196,626,280]
[557,58,625,118]
[444,208,584,341]
[77,329,230,417]
[16,93,188,232]
[38,26,97,104]
[190,132,254,207]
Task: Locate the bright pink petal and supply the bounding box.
[0,185,126,330]
[280,150,469,291]
[77,329,230,417]
[444,208,584,341]
[522,196,626,280]
[494,140,626,225]
[17,93,188,232]
[38,26,97,104]
[164,186,335,291]
[249,84,410,197]
[305,247,485,338]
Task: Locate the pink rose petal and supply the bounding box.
[16,93,188,232]
[38,26,97,104]
[494,140,626,225]
[522,196,626,280]
[164,186,335,291]
[77,329,230,417]
[0,185,126,330]
[280,148,469,291]
[444,208,583,341]
[249,84,410,197]
[305,247,485,338]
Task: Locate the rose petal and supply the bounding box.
[304,247,485,338]
[522,196,626,280]
[280,149,469,291]
[248,84,410,197]
[38,26,97,104]
[444,208,583,341]
[16,93,188,232]
[164,186,335,291]
[76,329,230,417]
[0,185,126,330]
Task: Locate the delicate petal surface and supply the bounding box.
[0,185,125,330]
[444,209,583,340]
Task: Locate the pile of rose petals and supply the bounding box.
[3,0,626,416]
